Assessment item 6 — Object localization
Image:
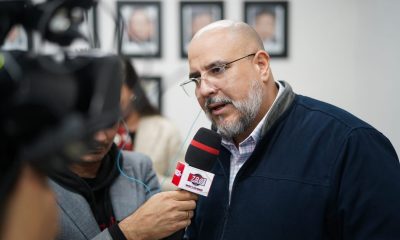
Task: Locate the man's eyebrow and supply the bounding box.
[189,60,227,78]
[205,60,226,70]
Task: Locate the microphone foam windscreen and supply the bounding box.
[185,127,221,171]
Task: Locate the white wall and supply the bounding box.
[97,0,400,154]
[353,0,400,154]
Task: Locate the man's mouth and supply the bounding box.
[207,102,230,115]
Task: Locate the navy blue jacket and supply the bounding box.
[187,82,400,240]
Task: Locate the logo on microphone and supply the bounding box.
[172,162,186,186]
[188,173,207,186]
[172,162,215,196]
[174,169,182,177]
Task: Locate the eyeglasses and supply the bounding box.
[180,53,256,96]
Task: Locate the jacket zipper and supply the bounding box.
[219,172,242,240]
[218,152,255,240]
[217,158,231,240]
[219,202,230,240]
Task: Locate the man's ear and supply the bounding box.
[254,51,270,82]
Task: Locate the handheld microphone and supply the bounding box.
[185,127,221,171]
[165,127,221,240]
[172,127,221,196]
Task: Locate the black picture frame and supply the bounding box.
[117,1,162,58]
[244,1,288,58]
[180,1,224,58]
[140,76,162,112]
[0,25,32,51]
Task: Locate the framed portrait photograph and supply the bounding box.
[117,1,161,58]
[244,1,288,58]
[140,76,162,111]
[0,25,32,51]
[180,1,224,58]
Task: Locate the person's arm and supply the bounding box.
[91,151,191,240]
[333,128,400,239]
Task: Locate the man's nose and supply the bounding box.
[197,78,218,98]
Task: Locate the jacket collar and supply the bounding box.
[260,80,296,137]
[49,180,101,239]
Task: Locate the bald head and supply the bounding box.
[189,20,264,57]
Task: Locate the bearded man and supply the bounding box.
[180,20,400,240]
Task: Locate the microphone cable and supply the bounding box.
[116,118,152,195]
[117,108,203,193]
[159,108,203,188]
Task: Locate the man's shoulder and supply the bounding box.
[294,95,373,130]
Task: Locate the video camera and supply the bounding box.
[0,0,122,178]
[0,0,95,47]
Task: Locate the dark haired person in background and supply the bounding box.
[184,20,400,239]
[115,58,183,191]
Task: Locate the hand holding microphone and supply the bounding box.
[119,190,198,240]
[118,128,220,240]
[164,127,222,240]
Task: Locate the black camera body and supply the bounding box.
[1,50,122,166]
[0,0,94,47]
[0,0,122,174]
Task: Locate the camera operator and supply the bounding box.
[1,1,196,239]
[1,50,195,240]
[47,59,197,240]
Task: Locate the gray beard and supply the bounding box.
[204,79,263,139]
